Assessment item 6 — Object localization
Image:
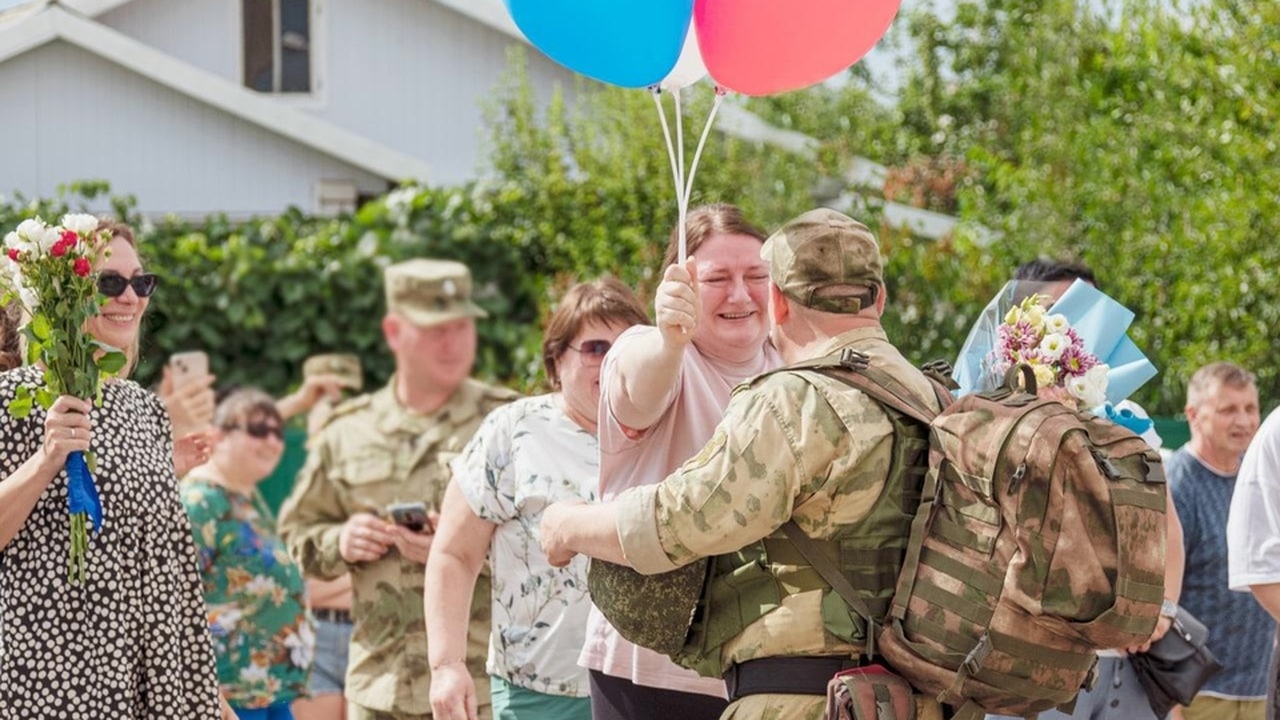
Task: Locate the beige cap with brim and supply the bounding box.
[384,258,487,327]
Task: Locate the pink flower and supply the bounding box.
[51,240,70,257]
[1059,345,1098,375]
[73,257,91,277]
[60,230,78,245]
[6,248,19,261]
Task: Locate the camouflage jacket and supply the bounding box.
[278,377,519,714]
[616,327,940,671]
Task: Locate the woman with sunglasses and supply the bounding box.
[577,204,782,720]
[182,388,312,720]
[425,278,649,720]
[0,220,227,718]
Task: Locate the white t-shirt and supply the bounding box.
[451,394,597,697]
[1227,407,1280,592]
[578,325,780,697]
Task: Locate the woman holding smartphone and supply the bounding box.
[425,278,649,720]
[183,388,312,720]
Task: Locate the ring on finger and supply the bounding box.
[71,428,77,439]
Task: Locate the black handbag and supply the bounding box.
[1130,605,1224,717]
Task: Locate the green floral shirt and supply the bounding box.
[181,478,312,709]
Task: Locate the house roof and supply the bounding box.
[0,1,432,182]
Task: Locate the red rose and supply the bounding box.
[73,257,91,277]
[61,230,78,245]
[51,240,70,257]
[6,248,19,261]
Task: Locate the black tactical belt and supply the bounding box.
[723,656,861,700]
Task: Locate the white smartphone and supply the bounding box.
[169,350,209,388]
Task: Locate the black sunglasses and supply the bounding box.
[239,422,284,441]
[97,272,159,298]
[568,340,612,358]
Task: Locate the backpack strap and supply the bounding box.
[781,519,879,659]
[788,349,943,426]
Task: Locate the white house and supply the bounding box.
[0,0,578,216]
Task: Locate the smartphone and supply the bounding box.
[387,501,430,533]
[169,350,209,388]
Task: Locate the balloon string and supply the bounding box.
[683,91,725,212]
[651,90,686,262]
[674,88,688,264]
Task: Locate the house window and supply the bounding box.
[243,0,311,93]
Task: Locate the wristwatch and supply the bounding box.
[1160,598,1178,618]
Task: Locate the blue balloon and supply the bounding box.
[505,0,693,88]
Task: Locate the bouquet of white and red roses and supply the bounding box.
[2,215,127,583]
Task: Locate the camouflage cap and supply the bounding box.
[383,258,487,327]
[302,353,363,391]
[760,208,883,314]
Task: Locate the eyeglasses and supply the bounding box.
[238,422,284,441]
[567,340,611,358]
[97,272,159,298]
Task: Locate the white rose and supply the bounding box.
[60,213,99,236]
[1068,364,1109,409]
[18,286,39,310]
[37,226,61,253]
[1037,333,1070,361]
[1045,313,1070,334]
[4,231,23,251]
[15,218,45,242]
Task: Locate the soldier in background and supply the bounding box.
[279,259,519,720]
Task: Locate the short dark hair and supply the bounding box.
[542,277,649,389]
[1013,258,1099,289]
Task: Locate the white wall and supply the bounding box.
[0,41,388,216]
[310,0,578,185]
[99,0,239,81]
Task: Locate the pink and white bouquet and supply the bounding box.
[988,292,1109,410]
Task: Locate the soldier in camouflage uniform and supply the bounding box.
[279,259,519,720]
[541,209,946,720]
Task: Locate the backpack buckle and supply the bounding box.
[839,349,870,369]
[922,359,959,389]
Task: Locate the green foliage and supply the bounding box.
[885,0,1280,409]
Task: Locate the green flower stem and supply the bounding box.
[69,511,87,584]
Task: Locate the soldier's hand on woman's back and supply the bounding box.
[539,499,586,568]
[655,258,701,346]
[339,512,396,563]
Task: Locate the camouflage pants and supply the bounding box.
[348,703,492,720]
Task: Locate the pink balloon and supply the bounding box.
[695,0,901,96]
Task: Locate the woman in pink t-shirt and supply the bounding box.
[582,204,784,719]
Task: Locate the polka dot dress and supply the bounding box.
[0,366,220,718]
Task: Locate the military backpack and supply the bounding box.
[799,350,1168,720]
